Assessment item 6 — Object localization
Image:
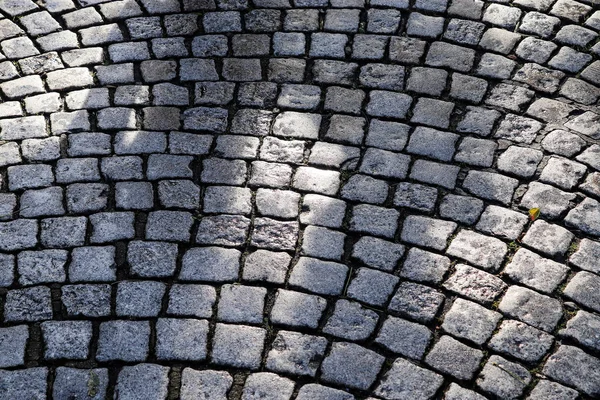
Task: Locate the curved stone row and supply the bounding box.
[0,0,599,399]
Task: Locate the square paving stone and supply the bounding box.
[66,183,109,213]
[543,345,600,397]
[217,284,266,324]
[375,316,431,360]
[565,198,600,237]
[410,98,454,129]
[96,320,150,362]
[475,205,528,240]
[69,246,115,282]
[300,226,345,261]
[323,299,379,341]
[340,174,388,205]
[519,182,576,220]
[19,187,64,218]
[115,182,154,210]
[488,320,554,363]
[570,239,600,275]
[61,284,111,318]
[292,167,340,195]
[527,380,579,400]
[40,216,87,248]
[4,286,52,322]
[0,368,48,400]
[296,384,354,400]
[559,310,600,353]
[0,325,28,367]
[18,250,67,285]
[271,289,327,329]
[242,250,291,284]
[211,323,266,370]
[522,220,574,258]
[203,186,252,215]
[476,355,531,399]
[347,267,399,307]
[266,331,328,377]
[503,248,569,294]
[408,160,459,190]
[156,318,208,361]
[289,257,348,295]
[115,364,169,400]
[167,284,216,319]
[53,368,108,400]
[462,170,519,205]
[563,271,600,313]
[444,383,487,400]
[89,212,135,243]
[360,148,410,179]
[439,195,484,225]
[425,335,484,380]
[180,369,232,400]
[401,215,457,251]
[321,342,385,391]
[443,264,507,305]
[406,127,458,162]
[300,194,346,229]
[366,90,412,119]
[498,146,543,178]
[442,298,501,345]
[251,218,299,251]
[146,211,194,242]
[399,247,450,284]
[389,281,445,323]
[116,281,166,318]
[180,247,241,282]
[352,236,404,272]
[350,204,399,238]
[241,373,294,400]
[498,286,563,332]
[158,180,200,209]
[41,320,91,360]
[374,358,443,400]
[127,241,178,278]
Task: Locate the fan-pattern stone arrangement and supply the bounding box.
[0,0,600,398]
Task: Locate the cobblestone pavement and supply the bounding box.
[0,0,600,399]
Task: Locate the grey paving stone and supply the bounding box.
[375,316,431,359]
[479,27,521,54]
[167,284,215,318]
[217,284,266,324]
[266,331,328,377]
[271,289,326,329]
[400,248,450,284]
[156,318,208,361]
[196,215,250,247]
[96,320,150,362]
[69,246,115,282]
[61,284,111,318]
[543,345,600,397]
[20,187,65,218]
[409,160,459,190]
[310,142,360,170]
[392,181,437,212]
[522,220,574,258]
[375,358,443,400]
[17,250,67,286]
[41,320,91,360]
[115,364,169,400]
[240,373,294,400]
[115,182,154,210]
[570,239,600,274]
[439,195,484,225]
[180,369,232,400]
[4,286,52,322]
[211,323,265,369]
[350,204,399,238]
[352,236,404,272]
[389,281,445,323]
[425,335,484,380]
[296,384,354,400]
[323,299,379,341]
[0,325,28,367]
[40,216,87,249]
[527,380,579,400]
[401,215,456,251]
[444,264,507,305]
[127,241,177,278]
[146,210,193,242]
[476,205,528,241]
[463,170,519,205]
[0,368,47,400]
[366,90,412,119]
[116,281,166,317]
[499,285,563,332]
[321,342,385,391]
[476,355,531,399]
[560,310,600,352]
[442,298,501,345]
[242,250,290,284]
[444,383,487,400]
[565,198,600,237]
[53,368,108,400]
[504,248,569,294]
[564,271,600,313]
[411,98,454,129]
[292,167,340,195]
[347,267,399,306]
[489,319,554,363]
[90,212,135,243]
[180,247,240,282]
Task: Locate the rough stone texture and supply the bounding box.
[2,1,600,397]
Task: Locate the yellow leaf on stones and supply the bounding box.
[529,208,541,221]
